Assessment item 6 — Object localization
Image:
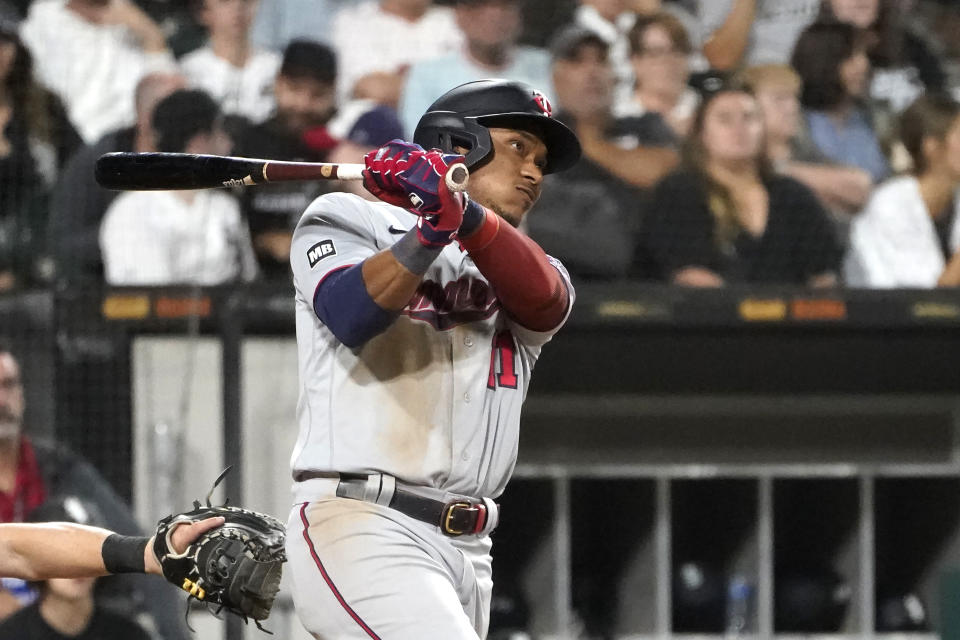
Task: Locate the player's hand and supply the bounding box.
[143,516,224,575]
[363,140,466,247]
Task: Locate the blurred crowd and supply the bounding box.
[1,0,960,294]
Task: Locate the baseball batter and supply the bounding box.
[284,79,582,639]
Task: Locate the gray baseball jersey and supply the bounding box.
[288,192,574,499]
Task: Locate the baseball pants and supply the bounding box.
[286,496,494,639]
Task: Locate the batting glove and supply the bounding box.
[363,140,466,247]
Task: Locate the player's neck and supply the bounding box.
[40,593,95,637]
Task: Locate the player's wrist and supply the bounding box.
[102,534,150,574]
[391,228,444,274]
[458,205,499,252]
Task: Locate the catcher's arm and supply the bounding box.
[0,518,223,581]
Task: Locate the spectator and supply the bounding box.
[100,89,258,285]
[233,39,403,280]
[638,84,842,286]
[179,0,279,126]
[792,22,892,183]
[845,93,960,287]
[0,347,188,639]
[572,0,637,110]
[620,11,699,137]
[0,1,82,291]
[20,0,175,144]
[332,0,463,108]
[525,26,678,281]
[250,0,357,52]
[399,0,551,136]
[738,64,873,218]
[819,0,948,113]
[48,72,185,284]
[0,497,151,640]
[698,0,820,71]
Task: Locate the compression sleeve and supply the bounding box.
[313,263,397,348]
[459,203,569,332]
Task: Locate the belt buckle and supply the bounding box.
[442,501,473,536]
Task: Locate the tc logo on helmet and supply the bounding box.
[532,92,552,117]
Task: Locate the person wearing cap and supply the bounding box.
[525,24,678,281]
[283,78,580,639]
[233,39,404,280]
[99,89,258,286]
[398,0,552,137]
[0,0,83,292]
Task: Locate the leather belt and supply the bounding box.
[296,471,498,537]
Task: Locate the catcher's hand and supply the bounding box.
[152,469,286,631]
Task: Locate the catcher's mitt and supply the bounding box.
[153,468,286,632]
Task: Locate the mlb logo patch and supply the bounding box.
[307,240,336,267]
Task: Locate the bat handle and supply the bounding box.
[445,163,469,192]
[336,162,469,192]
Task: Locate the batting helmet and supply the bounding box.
[413,79,581,174]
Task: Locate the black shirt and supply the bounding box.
[639,169,842,284]
[0,603,151,640]
[525,111,677,281]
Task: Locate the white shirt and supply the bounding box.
[698,0,820,67]
[844,176,960,288]
[288,193,574,498]
[331,1,464,100]
[20,0,176,143]
[100,190,259,286]
[179,46,281,124]
[574,5,636,112]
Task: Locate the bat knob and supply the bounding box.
[445,163,469,192]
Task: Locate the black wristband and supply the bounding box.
[458,198,486,238]
[101,534,149,574]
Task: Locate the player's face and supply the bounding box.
[466,128,547,226]
[0,353,23,440]
[274,75,337,133]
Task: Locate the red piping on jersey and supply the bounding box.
[299,503,383,640]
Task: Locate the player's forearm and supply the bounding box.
[1,523,113,580]
[362,243,433,310]
[460,206,568,331]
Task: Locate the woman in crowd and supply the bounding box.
[620,10,699,138]
[818,0,947,113]
[791,22,891,182]
[0,2,81,291]
[638,84,842,286]
[845,93,960,287]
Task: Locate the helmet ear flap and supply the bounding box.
[413,113,494,169]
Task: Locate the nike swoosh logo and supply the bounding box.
[388,225,409,234]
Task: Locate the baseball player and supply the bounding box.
[0,517,222,580]
[284,79,581,639]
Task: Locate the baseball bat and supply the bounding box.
[94,152,469,192]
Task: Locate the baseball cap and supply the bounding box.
[548,24,609,61]
[0,0,21,40]
[328,100,404,148]
[280,39,337,87]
